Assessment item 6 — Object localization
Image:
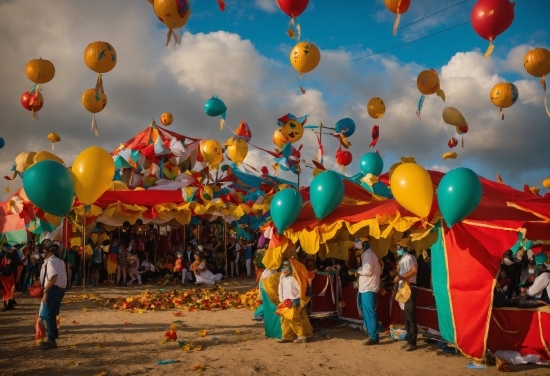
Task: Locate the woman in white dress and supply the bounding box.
[191,252,222,285]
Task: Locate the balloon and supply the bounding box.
[359,152,384,176]
[442,152,457,160]
[34,150,65,166]
[72,146,116,205]
[456,125,469,134]
[273,128,289,148]
[367,97,386,119]
[437,167,482,227]
[290,41,320,75]
[417,69,442,96]
[276,0,309,18]
[204,96,227,117]
[471,0,514,42]
[21,91,43,113]
[83,41,117,74]
[154,0,191,30]
[385,0,411,35]
[490,82,518,119]
[361,181,392,198]
[335,149,352,167]
[524,48,550,78]
[200,139,223,168]
[442,107,468,128]
[270,188,303,233]
[310,170,345,220]
[390,163,433,218]
[280,119,304,143]
[542,178,550,189]
[23,160,74,217]
[235,120,252,142]
[82,88,107,114]
[25,58,55,84]
[15,152,36,174]
[334,118,356,137]
[447,138,458,148]
[160,112,173,126]
[0,137,4,149]
[225,136,248,165]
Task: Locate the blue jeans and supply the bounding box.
[359,291,379,341]
[42,286,65,343]
[22,264,35,293]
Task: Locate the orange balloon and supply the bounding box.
[273,128,289,148]
[385,0,411,14]
[417,70,441,95]
[524,48,550,78]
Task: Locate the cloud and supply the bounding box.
[254,0,277,13]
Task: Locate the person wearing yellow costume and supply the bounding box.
[276,259,313,343]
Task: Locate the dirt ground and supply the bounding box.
[0,279,548,376]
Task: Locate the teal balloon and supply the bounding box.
[310,170,345,220]
[204,96,227,117]
[23,160,74,217]
[334,118,356,137]
[361,181,392,198]
[359,152,384,176]
[270,188,303,234]
[437,167,482,227]
[0,137,4,149]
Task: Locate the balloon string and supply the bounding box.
[392,13,401,36]
[484,40,495,59]
[398,0,470,30]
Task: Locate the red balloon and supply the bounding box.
[276,0,309,18]
[336,149,352,166]
[21,91,32,111]
[471,0,514,41]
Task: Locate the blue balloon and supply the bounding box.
[23,160,74,217]
[0,137,4,149]
[310,170,345,220]
[359,152,384,176]
[270,188,303,234]
[437,167,482,227]
[204,96,227,117]
[334,118,356,138]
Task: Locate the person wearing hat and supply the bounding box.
[39,243,67,349]
[0,243,19,311]
[521,254,550,305]
[393,244,418,351]
[354,238,382,345]
[276,258,313,343]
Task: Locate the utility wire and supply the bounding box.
[351,20,471,62]
[398,0,470,30]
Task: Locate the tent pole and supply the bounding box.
[81,212,86,290]
[224,222,228,277]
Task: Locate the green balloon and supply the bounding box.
[310,170,345,220]
[23,160,74,217]
[270,188,302,233]
[437,167,482,227]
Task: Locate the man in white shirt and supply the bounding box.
[394,245,418,351]
[354,239,381,345]
[39,243,67,350]
[276,259,313,343]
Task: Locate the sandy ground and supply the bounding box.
[0,279,548,376]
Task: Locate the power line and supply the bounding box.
[351,20,471,62]
[398,0,471,30]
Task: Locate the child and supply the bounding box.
[191,253,222,285]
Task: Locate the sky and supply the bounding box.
[0,0,549,202]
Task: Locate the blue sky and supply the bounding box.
[0,0,549,201]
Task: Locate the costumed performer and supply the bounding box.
[394,245,418,351]
[276,259,313,343]
[0,243,20,311]
[253,267,278,322]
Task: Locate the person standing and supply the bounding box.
[227,237,237,278]
[244,240,254,278]
[39,243,67,350]
[0,244,19,311]
[394,245,418,351]
[90,242,103,287]
[354,239,381,345]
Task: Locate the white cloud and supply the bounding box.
[254,0,278,13]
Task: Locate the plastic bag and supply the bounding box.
[395,282,411,304]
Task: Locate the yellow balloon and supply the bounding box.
[280,119,304,143]
[543,178,550,189]
[273,128,289,148]
[390,163,433,218]
[33,150,65,165]
[200,139,223,168]
[72,146,116,205]
[225,136,248,165]
[367,97,386,119]
[15,152,36,173]
[290,41,321,75]
[442,152,457,160]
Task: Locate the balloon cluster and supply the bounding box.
[21,58,55,119]
[82,41,117,136]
